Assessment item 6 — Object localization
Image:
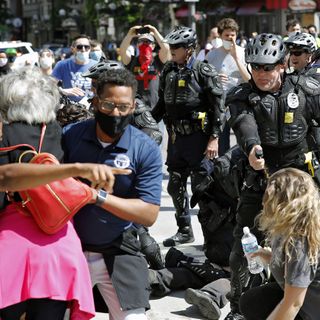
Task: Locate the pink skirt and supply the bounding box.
[0,204,95,319]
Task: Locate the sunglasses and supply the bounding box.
[290,50,307,57]
[76,44,90,51]
[251,63,278,72]
[169,44,185,50]
[99,99,132,113]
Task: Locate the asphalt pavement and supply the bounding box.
[93,131,236,319]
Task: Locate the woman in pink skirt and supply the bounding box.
[0,67,128,320]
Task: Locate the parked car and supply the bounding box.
[0,41,38,69]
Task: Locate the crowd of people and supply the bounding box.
[0,16,320,320]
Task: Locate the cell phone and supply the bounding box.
[137,27,150,34]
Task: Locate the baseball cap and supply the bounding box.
[138,34,155,43]
[5,48,17,56]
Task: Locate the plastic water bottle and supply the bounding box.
[241,226,264,274]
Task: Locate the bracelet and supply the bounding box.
[95,189,108,207]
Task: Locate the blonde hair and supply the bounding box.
[258,168,320,265]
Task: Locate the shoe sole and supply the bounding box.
[163,237,195,247]
[185,288,221,320]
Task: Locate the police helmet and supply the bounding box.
[164,26,197,48]
[245,33,286,64]
[284,32,317,53]
[82,60,124,79]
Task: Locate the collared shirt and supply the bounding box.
[62,119,162,245]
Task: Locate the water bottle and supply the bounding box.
[241,226,264,274]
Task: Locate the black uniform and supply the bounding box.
[152,57,225,238]
[226,72,320,313]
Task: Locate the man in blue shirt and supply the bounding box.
[52,34,97,102]
[62,68,162,319]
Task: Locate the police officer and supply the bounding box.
[152,26,225,246]
[284,32,317,73]
[225,33,320,320]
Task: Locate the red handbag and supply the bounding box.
[0,124,93,234]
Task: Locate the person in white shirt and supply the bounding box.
[206,18,250,155]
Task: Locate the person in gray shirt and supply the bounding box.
[240,168,320,320]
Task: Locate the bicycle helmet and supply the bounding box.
[245,33,286,64]
[82,60,124,79]
[163,26,197,48]
[284,32,317,53]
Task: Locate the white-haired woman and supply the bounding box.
[0,67,129,320]
[240,168,320,320]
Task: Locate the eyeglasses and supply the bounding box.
[251,63,278,72]
[169,44,185,50]
[76,44,90,51]
[290,50,307,57]
[99,99,133,113]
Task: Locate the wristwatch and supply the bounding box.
[95,189,108,207]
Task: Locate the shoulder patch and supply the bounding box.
[298,75,320,95]
[198,62,217,77]
[226,83,252,105]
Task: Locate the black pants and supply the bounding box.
[228,187,264,312]
[149,267,206,297]
[240,281,303,320]
[0,299,67,320]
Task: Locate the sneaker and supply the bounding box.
[164,247,194,268]
[163,226,195,247]
[185,288,221,320]
[224,311,244,320]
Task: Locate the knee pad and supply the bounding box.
[167,171,185,197]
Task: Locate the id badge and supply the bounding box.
[284,112,294,123]
[178,79,185,87]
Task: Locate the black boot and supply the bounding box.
[185,288,221,320]
[163,226,195,247]
[137,226,164,270]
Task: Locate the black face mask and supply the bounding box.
[95,110,133,138]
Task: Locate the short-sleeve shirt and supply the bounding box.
[52,57,97,102]
[270,236,320,320]
[206,46,246,93]
[62,119,162,245]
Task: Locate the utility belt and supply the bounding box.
[170,119,202,135]
[82,226,142,256]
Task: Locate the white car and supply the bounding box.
[0,41,39,69]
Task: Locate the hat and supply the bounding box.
[138,34,155,43]
[5,48,17,56]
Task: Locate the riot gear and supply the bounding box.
[82,59,124,78]
[245,33,286,64]
[226,33,320,314]
[285,32,317,53]
[154,26,224,247]
[163,26,197,48]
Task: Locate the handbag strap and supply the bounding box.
[38,123,46,153]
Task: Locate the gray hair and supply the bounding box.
[0,66,60,124]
